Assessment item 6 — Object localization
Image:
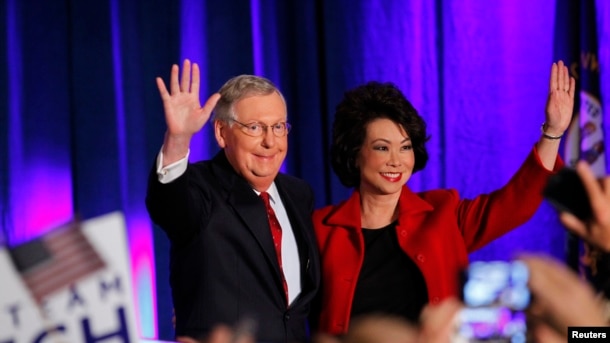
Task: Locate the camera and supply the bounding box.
[452,260,530,343]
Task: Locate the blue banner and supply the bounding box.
[554,0,607,295]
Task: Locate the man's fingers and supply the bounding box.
[191,63,201,95]
[202,93,221,114]
[156,77,170,101]
[180,59,192,93]
[170,64,180,95]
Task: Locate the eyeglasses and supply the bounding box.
[231,120,292,137]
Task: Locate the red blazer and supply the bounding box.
[312,147,562,335]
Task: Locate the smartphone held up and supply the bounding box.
[452,260,530,343]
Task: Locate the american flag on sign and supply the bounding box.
[8,222,106,304]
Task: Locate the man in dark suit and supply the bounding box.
[146,59,320,342]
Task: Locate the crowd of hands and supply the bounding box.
[175,159,610,342]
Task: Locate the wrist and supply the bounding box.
[163,132,192,158]
[541,123,563,140]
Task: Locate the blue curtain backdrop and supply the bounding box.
[2,0,609,340]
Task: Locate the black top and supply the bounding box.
[350,221,428,323]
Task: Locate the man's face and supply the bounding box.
[215,92,288,191]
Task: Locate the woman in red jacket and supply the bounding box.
[312,61,574,336]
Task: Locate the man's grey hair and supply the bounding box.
[213,75,286,123]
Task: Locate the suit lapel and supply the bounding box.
[230,186,284,275]
[210,152,318,305]
[210,152,282,279]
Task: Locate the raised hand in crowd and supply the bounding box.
[559,160,610,252]
[519,254,608,342]
[312,298,461,343]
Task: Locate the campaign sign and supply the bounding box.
[0,212,139,342]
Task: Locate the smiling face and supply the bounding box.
[357,118,414,196]
[214,92,288,191]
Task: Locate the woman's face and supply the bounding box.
[357,118,415,196]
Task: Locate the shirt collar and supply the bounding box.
[253,182,280,205]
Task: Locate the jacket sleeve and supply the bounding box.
[145,160,210,245]
[457,146,563,251]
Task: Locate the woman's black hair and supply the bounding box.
[330,81,430,188]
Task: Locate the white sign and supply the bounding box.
[0,212,139,342]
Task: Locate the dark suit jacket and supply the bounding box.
[146,151,320,342]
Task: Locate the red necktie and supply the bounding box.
[260,192,288,303]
